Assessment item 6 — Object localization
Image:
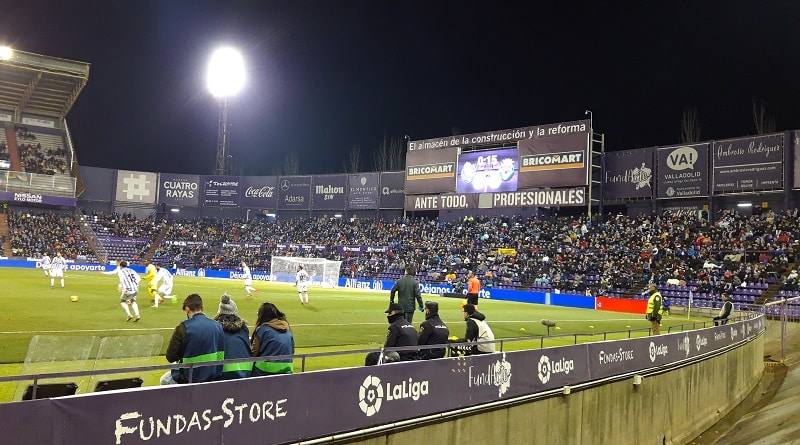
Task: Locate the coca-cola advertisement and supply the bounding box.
[348,173,379,209]
[240,176,278,209]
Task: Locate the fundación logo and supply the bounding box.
[468,353,512,397]
[357,375,429,417]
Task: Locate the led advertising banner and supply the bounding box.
[379,171,405,209]
[712,133,783,193]
[114,170,158,204]
[240,176,278,209]
[404,147,457,194]
[656,143,709,199]
[603,148,653,199]
[0,191,76,206]
[456,147,518,193]
[158,173,200,206]
[517,132,589,188]
[202,175,241,207]
[312,175,347,210]
[348,173,379,209]
[278,175,311,209]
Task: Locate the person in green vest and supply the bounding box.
[251,302,295,376]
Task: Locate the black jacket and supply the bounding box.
[418,314,449,359]
[385,316,419,360]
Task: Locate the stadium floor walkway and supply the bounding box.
[690,319,800,445]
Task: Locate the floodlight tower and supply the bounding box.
[207,47,245,176]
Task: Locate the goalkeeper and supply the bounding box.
[389,266,424,323]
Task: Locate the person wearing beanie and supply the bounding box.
[215,294,252,379]
[251,302,295,376]
[418,300,449,360]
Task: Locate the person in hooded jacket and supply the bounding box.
[457,304,495,355]
[251,302,295,376]
[214,294,252,379]
[365,302,419,365]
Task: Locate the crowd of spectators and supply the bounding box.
[16,127,68,175]
[6,206,800,299]
[7,210,93,259]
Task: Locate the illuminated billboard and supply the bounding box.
[456,147,518,193]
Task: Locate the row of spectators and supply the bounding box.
[7,207,800,297]
[15,127,68,175]
[7,210,93,260]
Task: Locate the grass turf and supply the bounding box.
[0,267,707,402]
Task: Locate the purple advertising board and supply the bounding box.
[603,148,653,199]
[240,176,278,209]
[404,147,457,194]
[0,315,763,445]
[202,175,241,207]
[278,176,311,209]
[656,143,709,199]
[311,175,347,210]
[379,171,405,209]
[712,133,784,192]
[456,147,519,193]
[348,173,379,209]
[407,119,589,151]
[0,191,75,207]
[518,132,589,188]
[158,173,200,206]
[78,166,115,202]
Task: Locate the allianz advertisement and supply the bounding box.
[0,260,594,308]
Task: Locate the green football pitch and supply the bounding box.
[0,267,707,402]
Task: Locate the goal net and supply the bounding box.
[270,256,342,288]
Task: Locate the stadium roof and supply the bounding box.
[0,48,89,120]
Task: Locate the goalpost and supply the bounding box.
[270,256,342,288]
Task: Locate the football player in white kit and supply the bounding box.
[242,261,258,297]
[155,264,176,304]
[49,252,67,289]
[296,264,309,305]
[41,253,51,277]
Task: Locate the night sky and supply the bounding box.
[1,1,799,176]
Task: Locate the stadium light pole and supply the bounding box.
[584,109,592,131]
[207,47,245,176]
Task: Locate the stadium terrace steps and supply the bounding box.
[143,223,172,263]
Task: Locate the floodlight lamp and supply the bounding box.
[207,47,245,98]
[737,203,752,208]
[0,46,12,61]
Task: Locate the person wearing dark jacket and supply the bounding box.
[418,301,450,359]
[365,302,419,365]
[161,294,225,384]
[390,266,424,323]
[457,304,495,355]
[713,293,733,326]
[214,294,252,379]
[251,302,295,376]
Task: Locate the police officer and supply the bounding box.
[418,301,450,359]
[365,303,419,365]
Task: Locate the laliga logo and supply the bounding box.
[537,354,573,384]
[666,146,698,171]
[357,375,429,417]
[648,341,669,362]
[695,334,708,351]
[358,375,383,417]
